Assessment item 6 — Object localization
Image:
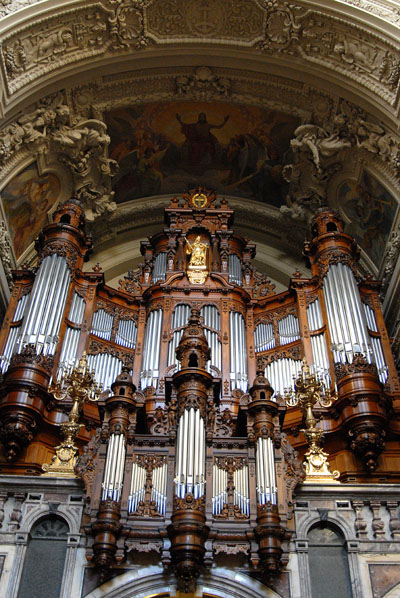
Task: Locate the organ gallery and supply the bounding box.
[0,187,400,597]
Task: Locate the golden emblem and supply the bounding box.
[192,192,208,209]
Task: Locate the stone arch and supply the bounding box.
[296,512,355,543]
[83,566,283,598]
[19,500,82,535]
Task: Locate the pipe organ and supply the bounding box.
[0,190,399,591]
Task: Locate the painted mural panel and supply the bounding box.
[1,163,60,259]
[339,170,397,268]
[106,102,300,206]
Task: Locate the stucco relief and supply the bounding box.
[146,0,264,41]
[282,99,400,225]
[70,66,333,124]
[341,0,400,25]
[0,92,116,226]
[0,0,399,26]
[1,6,110,94]
[0,0,398,111]
[0,0,36,19]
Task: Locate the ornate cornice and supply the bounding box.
[0,0,398,123]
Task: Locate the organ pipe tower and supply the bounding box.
[0,189,399,589]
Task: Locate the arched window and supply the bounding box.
[307,524,352,598]
[18,515,69,598]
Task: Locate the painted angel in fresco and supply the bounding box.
[137,144,170,195]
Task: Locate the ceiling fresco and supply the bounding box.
[339,170,397,269]
[1,163,60,259]
[106,102,300,207]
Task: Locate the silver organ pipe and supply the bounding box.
[1,293,30,372]
[363,302,388,384]
[150,460,168,516]
[229,311,247,392]
[174,407,205,499]
[370,338,388,384]
[91,308,113,340]
[102,433,126,501]
[254,322,275,353]
[87,353,123,391]
[228,254,242,286]
[323,262,372,364]
[115,319,137,349]
[152,252,167,283]
[212,463,227,515]
[264,358,302,398]
[307,298,331,387]
[200,305,221,373]
[17,254,70,355]
[278,314,300,345]
[256,436,277,505]
[167,304,191,371]
[233,464,250,516]
[128,460,146,513]
[58,292,86,377]
[140,308,163,389]
[14,292,30,321]
[363,302,378,333]
[68,292,86,325]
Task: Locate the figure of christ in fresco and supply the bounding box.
[107,103,300,205]
[176,112,230,173]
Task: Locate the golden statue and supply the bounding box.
[185,236,208,284]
